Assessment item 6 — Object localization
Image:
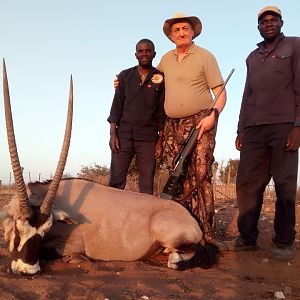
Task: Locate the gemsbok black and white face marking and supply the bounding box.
[2,59,73,275]
[10,212,53,274]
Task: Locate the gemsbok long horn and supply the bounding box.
[40,75,73,216]
[3,59,33,219]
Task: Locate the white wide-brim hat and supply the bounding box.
[163,12,202,41]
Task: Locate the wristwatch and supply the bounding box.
[212,107,219,119]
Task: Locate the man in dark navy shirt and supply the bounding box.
[225,6,300,261]
[107,39,165,194]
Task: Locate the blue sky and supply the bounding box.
[0,0,300,184]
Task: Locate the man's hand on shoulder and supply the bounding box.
[286,127,300,151]
[114,74,119,89]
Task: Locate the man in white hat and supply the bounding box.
[158,13,227,242]
[225,6,300,261]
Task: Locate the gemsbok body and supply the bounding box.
[1,60,219,275]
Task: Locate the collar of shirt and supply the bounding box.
[173,42,196,57]
[257,33,285,54]
[134,66,158,79]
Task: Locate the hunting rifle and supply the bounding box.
[160,69,235,200]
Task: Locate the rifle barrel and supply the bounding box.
[209,68,235,110]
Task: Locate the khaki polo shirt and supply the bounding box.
[157,43,223,118]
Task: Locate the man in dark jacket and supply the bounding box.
[225,6,300,261]
[107,39,165,194]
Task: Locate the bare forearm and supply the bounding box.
[211,86,227,114]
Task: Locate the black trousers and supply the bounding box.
[237,123,298,246]
[109,138,156,195]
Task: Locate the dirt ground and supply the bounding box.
[0,192,299,300]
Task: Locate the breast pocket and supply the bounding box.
[273,41,293,74]
[273,54,292,75]
[143,84,162,109]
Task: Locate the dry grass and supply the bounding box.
[0,185,15,194]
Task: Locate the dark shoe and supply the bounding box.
[271,245,294,261]
[224,236,258,252]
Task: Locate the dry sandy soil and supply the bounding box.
[0,192,299,300]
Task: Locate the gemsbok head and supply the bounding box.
[2,59,73,274]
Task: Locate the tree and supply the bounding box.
[218,159,240,185]
[77,164,110,184]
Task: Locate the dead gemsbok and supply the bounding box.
[1,60,220,275]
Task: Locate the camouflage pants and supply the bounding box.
[162,111,216,239]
